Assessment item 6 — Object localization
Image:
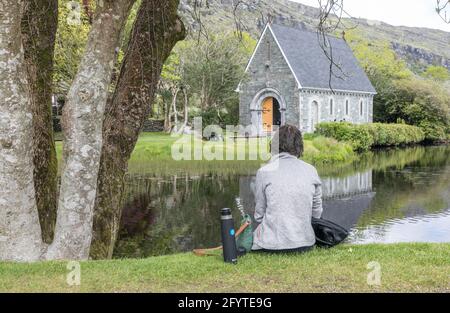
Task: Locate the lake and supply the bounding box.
[113,145,450,258]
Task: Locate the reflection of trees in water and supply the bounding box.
[113,174,241,258]
[120,193,155,236]
[318,145,429,178]
[355,146,450,227]
[114,146,450,257]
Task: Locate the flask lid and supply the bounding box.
[221,208,232,216]
[221,208,233,219]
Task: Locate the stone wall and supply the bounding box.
[53,117,62,133]
[299,89,374,133]
[142,119,165,132]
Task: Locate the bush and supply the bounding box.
[418,121,447,142]
[314,122,374,151]
[362,123,425,146]
[315,122,425,151]
[303,136,355,165]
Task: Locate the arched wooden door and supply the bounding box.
[261,97,282,132]
[262,97,273,132]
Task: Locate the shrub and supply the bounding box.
[315,122,372,151]
[418,121,447,142]
[303,136,355,165]
[362,123,425,146]
[315,122,425,151]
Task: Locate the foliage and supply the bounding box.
[363,123,425,146]
[422,65,450,82]
[390,78,450,141]
[315,122,373,151]
[302,136,355,165]
[53,0,91,95]
[155,32,256,127]
[161,52,182,83]
[346,30,412,83]
[345,30,412,123]
[53,0,143,96]
[120,0,142,52]
[315,122,425,151]
[346,31,450,141]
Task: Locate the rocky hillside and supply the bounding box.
[179,0,450,71]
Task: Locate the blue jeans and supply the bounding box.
[254,244,314,254]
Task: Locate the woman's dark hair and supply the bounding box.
[271,124,304,157]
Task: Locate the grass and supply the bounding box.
[55,132,356,175]
[0,243,448,292]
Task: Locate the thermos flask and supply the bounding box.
[220,208,238,264]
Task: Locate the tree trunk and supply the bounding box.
[90,0,185,259]
[176,87,189,134]
[164,97,173,131]
[164,99,169,130]
[0,0,44,262]
[201,75,206,109]
[182,88,189,128]
[172,87,180,132]
[21,0,59,244]
[46,0,134,260]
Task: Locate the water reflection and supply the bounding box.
[114,145,450,258]
[322,171,372,199]
[350,211,450,243]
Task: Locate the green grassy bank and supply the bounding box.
[56,132,355,175]
[0,243,448,292]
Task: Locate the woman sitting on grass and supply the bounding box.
[252,124,323,253]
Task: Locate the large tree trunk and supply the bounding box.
[0,0,44,262]
[90,0,185,259]
[46,0,134,260]
[21,0,59,244]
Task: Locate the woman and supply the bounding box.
[252,124,323,253]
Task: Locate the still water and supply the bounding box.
[113,145,450,258]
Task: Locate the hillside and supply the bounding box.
[179,0,450,71]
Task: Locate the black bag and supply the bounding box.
[312,217,349,248]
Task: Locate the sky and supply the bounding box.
[290,0,450,32]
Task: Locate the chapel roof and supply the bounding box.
[264,23,376,94]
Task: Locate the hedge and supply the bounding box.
[315,122,425,152]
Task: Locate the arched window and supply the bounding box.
[360,100,364,116]
[345,99,349,115]
[329,98,334,115]
[310,100,319,132]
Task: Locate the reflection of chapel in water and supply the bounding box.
[321,171,372,199]
[239,170,375,230]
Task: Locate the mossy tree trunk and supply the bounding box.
[90,0,186,259]
[21,0,59,244]
[0,0,44,262]
[45,0,135,260]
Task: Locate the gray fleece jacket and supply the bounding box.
[252,153,323,250]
